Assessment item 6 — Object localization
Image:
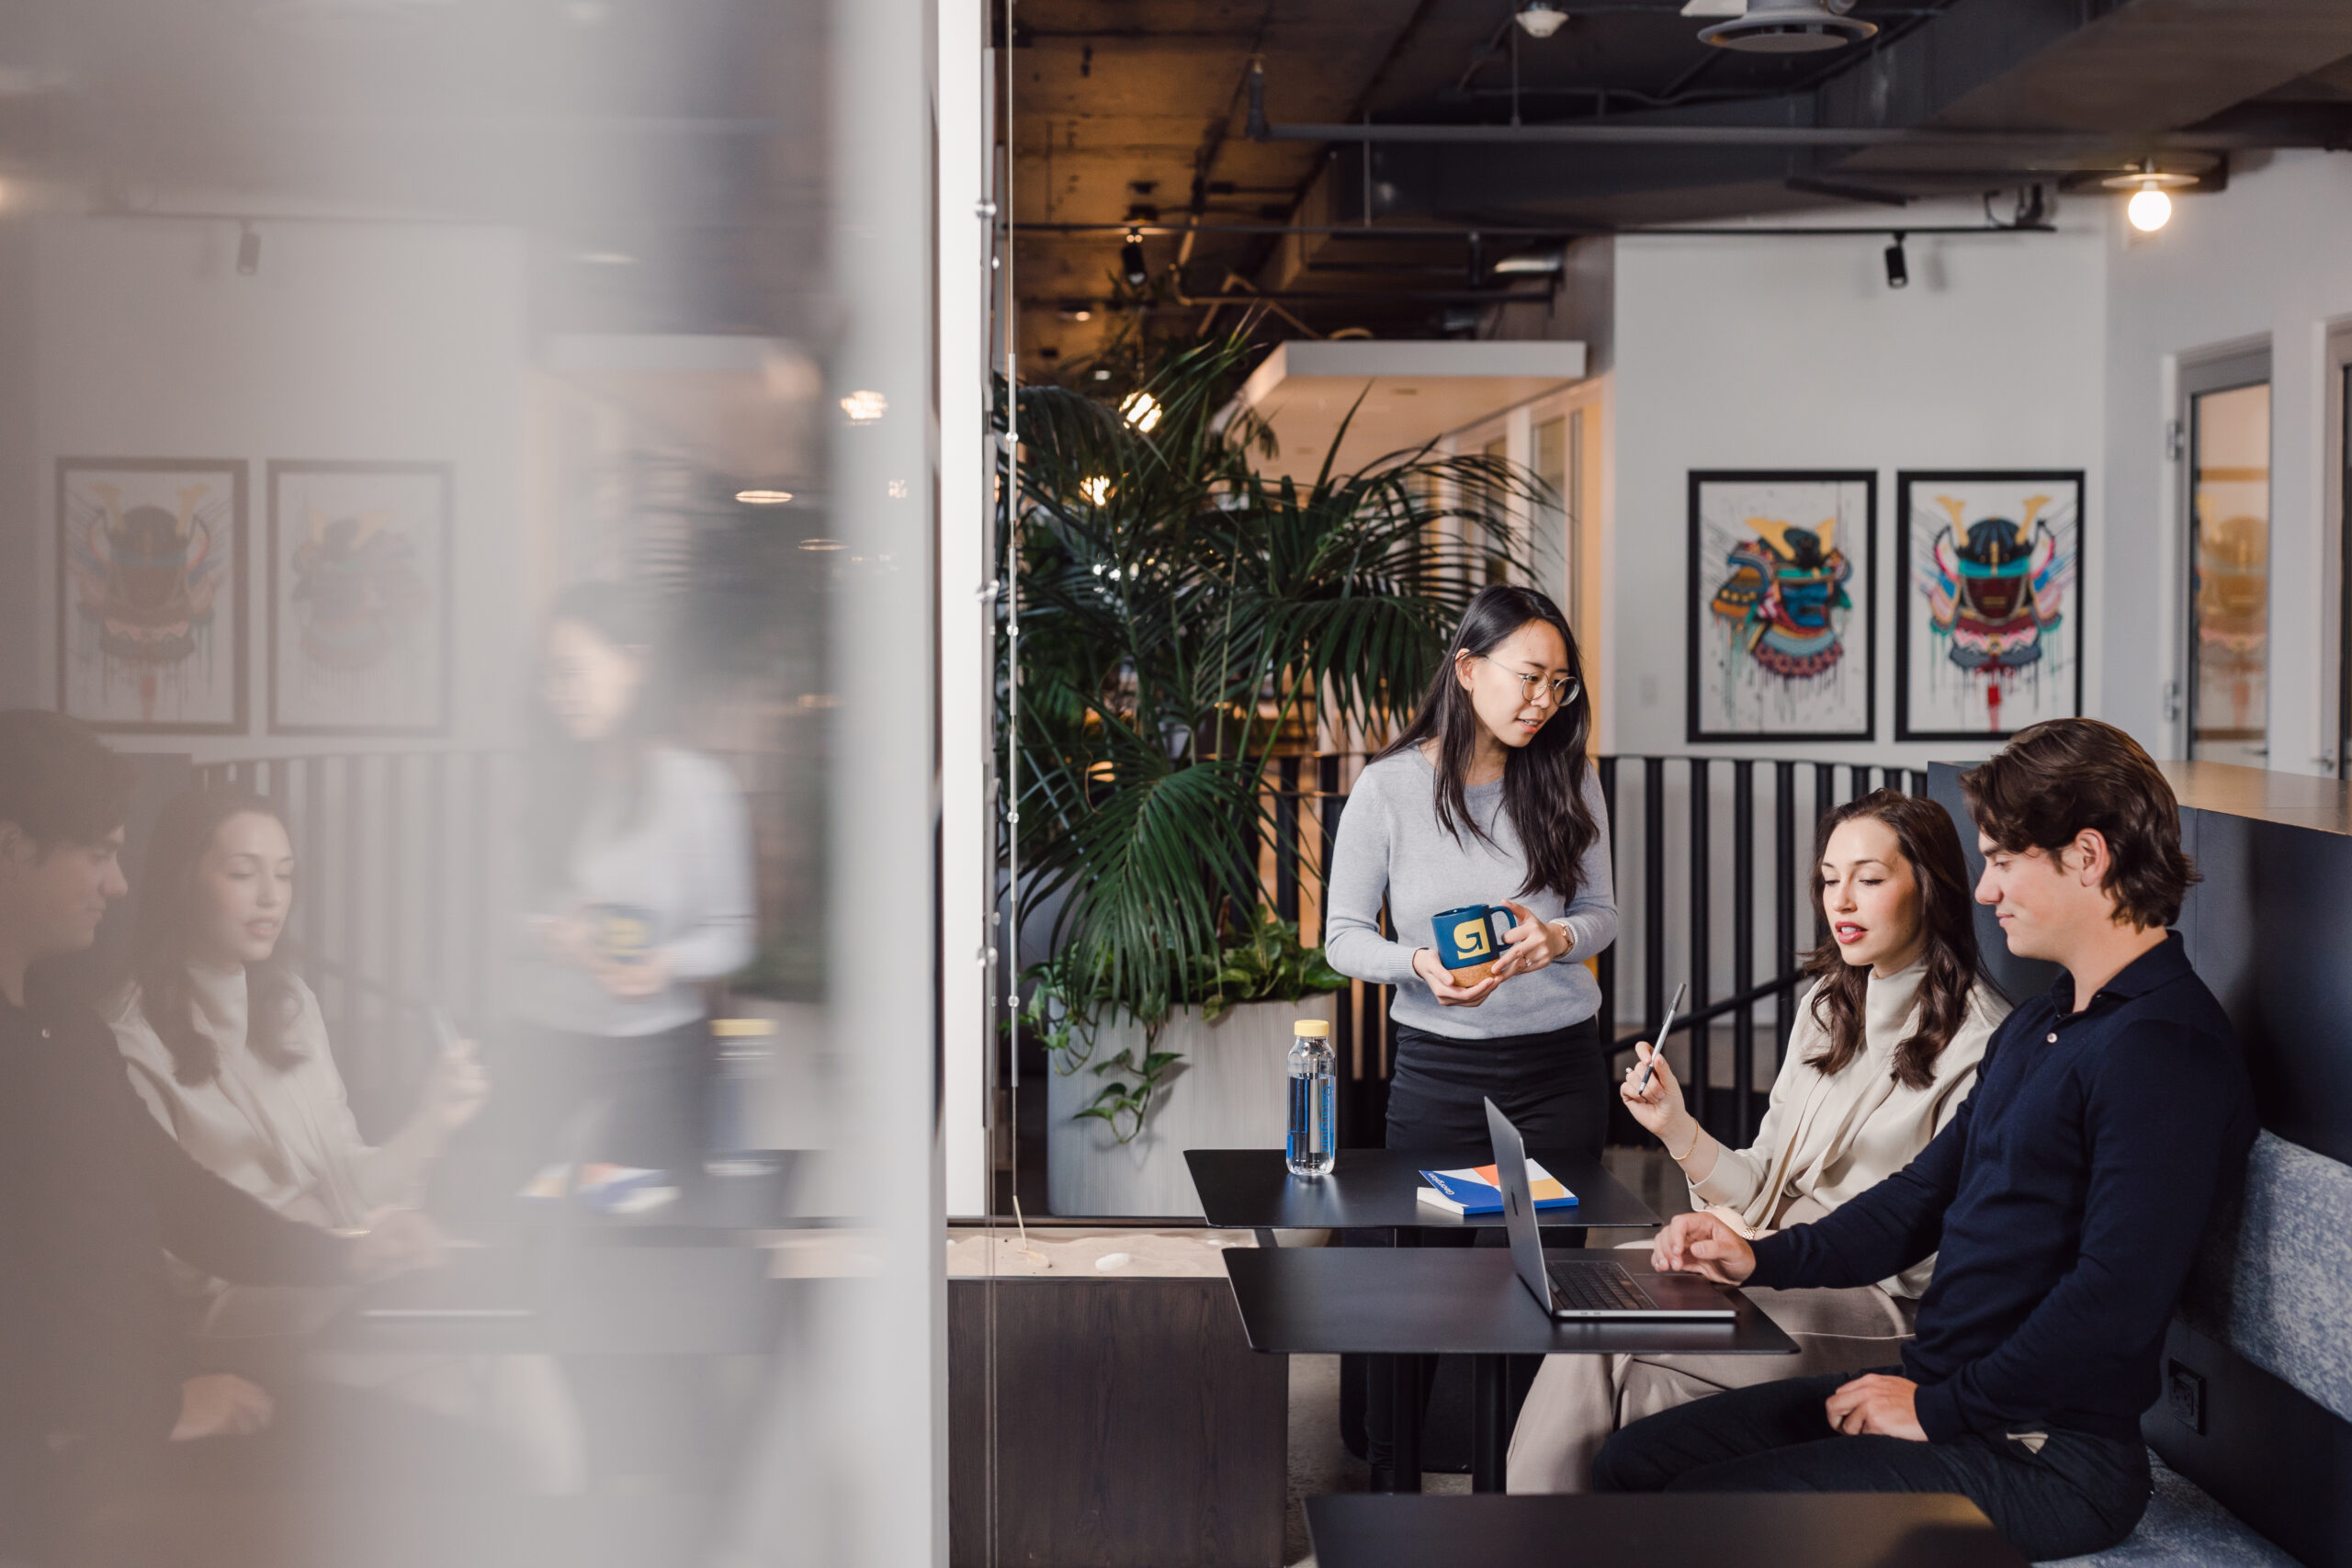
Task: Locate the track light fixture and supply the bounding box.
[1883,232,1908,289]
[2102,158,2194,234]
[1120,227,1148,288]
[1699,0,1874,53]
[1516,2,1568,38]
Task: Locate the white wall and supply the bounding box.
[10,212,533,758]
[1606,203,2109,770]
[2102,148,2352,774]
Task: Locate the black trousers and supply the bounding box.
[1594,1368,2152,1561]
[1361,1015,1610,1484]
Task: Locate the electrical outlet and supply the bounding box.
[2166,1359,2206,1436]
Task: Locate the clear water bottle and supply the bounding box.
[1286,1018,1337,1179]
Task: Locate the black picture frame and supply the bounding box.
[1894,468,2086,743]
[1687,468,1878,743]
[56,457,250,735]
[266,458,455,737]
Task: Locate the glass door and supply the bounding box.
[2183,349,2272,764]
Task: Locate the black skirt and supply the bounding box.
[1384,1014,1609,1163]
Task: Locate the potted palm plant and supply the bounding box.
[1002,333,1540,1215]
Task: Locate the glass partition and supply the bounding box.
[2,1,944,1563]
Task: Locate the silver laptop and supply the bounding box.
[1486,1097,1736,1321]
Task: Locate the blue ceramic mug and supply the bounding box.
[1430,903,1518,987]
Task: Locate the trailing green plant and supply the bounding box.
[998,330,1545,1132]
[1019,913,1349,1143]
[1191,910,1349,1024]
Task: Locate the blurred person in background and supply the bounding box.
[503,581,756,1195]
[0,710,454,1566]
[105,786,584,1495]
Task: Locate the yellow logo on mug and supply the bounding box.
[1452,919,1492,958]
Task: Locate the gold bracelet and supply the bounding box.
[1668,1124,1702,1165]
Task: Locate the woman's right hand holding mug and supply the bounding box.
[1411,946,1501,1008]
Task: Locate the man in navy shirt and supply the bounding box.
[1592,719,2257,1560]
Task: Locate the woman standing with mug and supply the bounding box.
[1327,583,1617,1156]
[504,582,756,1192]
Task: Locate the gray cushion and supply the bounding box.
[2177,1130,2352,1423]
[2047,1456,2296,1567]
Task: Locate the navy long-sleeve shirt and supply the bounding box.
[1,987,352,1551]
[1747,932,2256,1444]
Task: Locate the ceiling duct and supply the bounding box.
[1698,0,1875,53]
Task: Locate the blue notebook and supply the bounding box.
[1417,1162,1578,1216]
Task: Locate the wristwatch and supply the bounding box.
[1547,918,1575,955]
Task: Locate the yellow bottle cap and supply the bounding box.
[1294,1019,1332,1039]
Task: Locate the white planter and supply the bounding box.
[1046,994,1340,1217]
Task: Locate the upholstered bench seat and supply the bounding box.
[2048,1454,2296,1567]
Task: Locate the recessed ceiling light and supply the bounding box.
[800,537,844,551]
[736,489,794,505]
[840,389,888,423]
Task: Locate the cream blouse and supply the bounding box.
[1688,961,2007,1298]
[107,965,436,1235]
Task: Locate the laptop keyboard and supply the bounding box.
[1545,1259,1652,1312]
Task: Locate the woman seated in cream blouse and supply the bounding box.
[106,787,581,1492]
[107,788,486,1254]
[1508,788,2008,1493]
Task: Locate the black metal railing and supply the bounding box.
[1261,753,1928,1149]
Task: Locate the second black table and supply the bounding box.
[1305,1492,2028,1568]
[1224,1245,1796,1493]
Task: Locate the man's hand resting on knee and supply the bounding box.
[1650,1211,1755,1284]
[1826,1373,1926,1441]
[172,1372,275,1441]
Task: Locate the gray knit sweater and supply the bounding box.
[1324,747,1617,1041]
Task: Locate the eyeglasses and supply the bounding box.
[1476,656,1581,708]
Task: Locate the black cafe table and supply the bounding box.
[1222,1247,1796,1494]
[1182,1148,1661,1240]
[1305,1493,2028,1568]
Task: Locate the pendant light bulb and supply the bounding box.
[2127,184,2172,233]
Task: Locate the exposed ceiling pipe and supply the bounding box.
[1252,120,2297,151]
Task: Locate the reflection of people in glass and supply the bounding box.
[109,790,489,1258]
[0,711,447,1563]
[105,788,582,1493]
[512,581,755,1184]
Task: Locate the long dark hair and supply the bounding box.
[1374,584,1598,902]
[525,581,667,894]
[131,788,304,1086]
[1802,789,1985,1090]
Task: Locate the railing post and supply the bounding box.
[341,755,367,1098]
[1732,760,1755,1145]
[1687,756,1710,1130]
[1595,754,1618,1051]
[469,750,492,1022]
[1643,757,1665,1037]
[1275,755,1301,924]
[1774,760,1797,1071]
